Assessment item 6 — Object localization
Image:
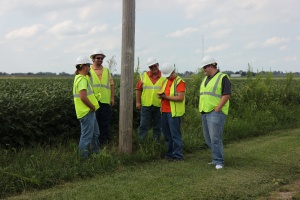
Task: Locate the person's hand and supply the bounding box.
[158,93,166,99]
[136,102,141,110]
[214,107,221,112]
[110,99,115,107]
[90,105,95,112]
[157,92,165,99]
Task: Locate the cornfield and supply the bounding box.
[1,74,300,148]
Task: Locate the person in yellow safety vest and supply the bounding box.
[89,50,115,145]
[135,57,166,143]
[199,56,231,169]
[73,55,101,159]
[158,63,186,161]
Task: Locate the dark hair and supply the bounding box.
[212,63,218,68]
[76,64,84,69]
[75,64,88,75]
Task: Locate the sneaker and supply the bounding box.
[215,165,223,169]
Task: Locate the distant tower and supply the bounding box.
[202,35,204,59]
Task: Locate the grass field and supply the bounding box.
[1,73,300,198]
[4,128,300,200]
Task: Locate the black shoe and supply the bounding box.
[171,158,183,162]
[163,156,173,161]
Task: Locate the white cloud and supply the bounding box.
[264,37,289,46]
[179,0,215,19]
[45,11,59,21]
[194,49,201,54]
[166,27,199,38]
[5,24,46,39]
[211,29,233,39]
[208,18,230,28]
[113,24,122,31]
[285,56,297,62]
[78,6,94,20]
[48,20,86,35]
[1,0,300,73]
[88,25,108,35]
[244,42,261,49]
[279,45,289,51]
[206,44,229,53]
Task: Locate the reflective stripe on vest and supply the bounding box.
[161,76,185,117]
[141,72,165,107]
[199,72,230,115]
[73,76,94,98]
[199,73,223,98]
[89,67,111,104]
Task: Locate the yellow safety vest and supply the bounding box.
[161,76,185,117]
[141,72,165,107]
[89,67,111,104]
[199,72,230,115]
[73,75,99,119]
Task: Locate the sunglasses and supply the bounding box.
[149,64,157,69]
[95,57,104,60]
[80,64,90,67]
[203,65,210,70]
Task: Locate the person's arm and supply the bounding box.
[159,80,185,102]
[136,90,142,109]
[135,77,143,110]
[110,76,115,106]
[79,90,95,112]
[214,95,230,112]
[110,84,114,106]
[215,76,231,112]
[159,92,185,102]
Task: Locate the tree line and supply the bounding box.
[0,70,299,77]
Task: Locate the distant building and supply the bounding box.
[230,74,242,78]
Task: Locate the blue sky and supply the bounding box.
[0,0,299,74]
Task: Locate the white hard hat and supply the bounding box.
[201,56,217,68]
[147,57,158,67]
[75,55,92,66]
[90,49,106,59]
[161,63,174,77]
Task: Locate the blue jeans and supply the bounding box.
[96,102,111,145]
[201,111,226,166]
[79,111,100,159]
[138,106,162,142]
[161,112,183,159]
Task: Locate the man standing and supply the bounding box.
[135,57,165,142]
[158,63,185,161]
[89,50,115,145]
[73,55,100,159]
[199,56,231,169]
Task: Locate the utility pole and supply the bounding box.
[119,0,135,153]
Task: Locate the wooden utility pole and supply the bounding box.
[119,0,135,153]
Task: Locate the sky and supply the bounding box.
[0,0,299,74]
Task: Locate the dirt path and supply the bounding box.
[258,179,300,200]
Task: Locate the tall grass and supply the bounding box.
[1,72,300,198]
